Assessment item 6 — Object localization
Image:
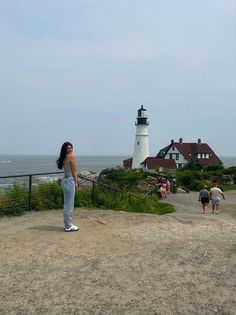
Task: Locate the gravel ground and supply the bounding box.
[0,191,235,315]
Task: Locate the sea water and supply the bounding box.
[0,155,129,177]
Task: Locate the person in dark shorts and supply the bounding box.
[198,185,210,213]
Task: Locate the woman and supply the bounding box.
[57,142,79,232]
[198,185,210,213]
[161,181,167,199]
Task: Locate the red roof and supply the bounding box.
[141,157,176,169]
[156,141,222,165]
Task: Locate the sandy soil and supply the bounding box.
[0,191,235,315]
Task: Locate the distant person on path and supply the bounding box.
[154,181,163,198]
[209,181,225,214]
[57,142,79,232]
[166,178,171,194]
[161,181,167,199]
[198,185,210,213]
[173,178,177,194]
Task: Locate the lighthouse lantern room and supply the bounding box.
[132,105,150,169]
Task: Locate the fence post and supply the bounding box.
[28,175,32,211]
[92,181,96,204]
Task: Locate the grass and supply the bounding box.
[0,181,175,216]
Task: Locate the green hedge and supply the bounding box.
[0,181,175,216]
[176,165,236,191]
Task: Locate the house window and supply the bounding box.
[169,153,173,159]
[206,153,209,158]
[172,146,175,151]
[176,153,179,160]
[198,153,201,158]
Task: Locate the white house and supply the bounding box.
[156,138,222,168]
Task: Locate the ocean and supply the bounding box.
[0,155,129,190]
[0,155,235,177]
[0,155,130,177]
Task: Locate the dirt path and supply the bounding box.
[0,191,235,315]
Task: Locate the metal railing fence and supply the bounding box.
[0,172,156,212]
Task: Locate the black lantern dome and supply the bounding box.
[135,105,149,125]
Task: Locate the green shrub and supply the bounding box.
[176,164,236,191]
[74,187,94,208]
[99,168,145,189]
[31,181,63,210]
[92,187,175,215]
[0,183,28,216]
[0,178,175,216]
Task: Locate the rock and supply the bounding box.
[177,187,188,193]
[78,171,100,187]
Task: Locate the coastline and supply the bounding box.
[0,155,235,183]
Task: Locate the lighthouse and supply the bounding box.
[132,105,150,169]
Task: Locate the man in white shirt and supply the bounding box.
[209,181,225,214]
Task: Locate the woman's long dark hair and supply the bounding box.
[56,142,73,170]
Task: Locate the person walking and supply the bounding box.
[173,178,177,194]
[57,142,79,232]
[198,185,210,213]
[209,181,225,214]
[166,178,171,194]
[161,181,167,199]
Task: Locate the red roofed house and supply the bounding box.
[123,157,176,171]
[141,157,176,171]
[156,138,222,168]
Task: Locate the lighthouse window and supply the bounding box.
[137,141,139,145]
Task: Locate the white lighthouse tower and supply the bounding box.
[132,105,150,169]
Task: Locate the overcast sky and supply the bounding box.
[0,0,236,156]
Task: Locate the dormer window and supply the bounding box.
[197,153,210,159]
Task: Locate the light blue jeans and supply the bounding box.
[61,176,75,229]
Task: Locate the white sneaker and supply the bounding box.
[64,224,79,232]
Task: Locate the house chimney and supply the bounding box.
[171,139,174,145]
[179,138,183,143]
[198,138,201,144]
